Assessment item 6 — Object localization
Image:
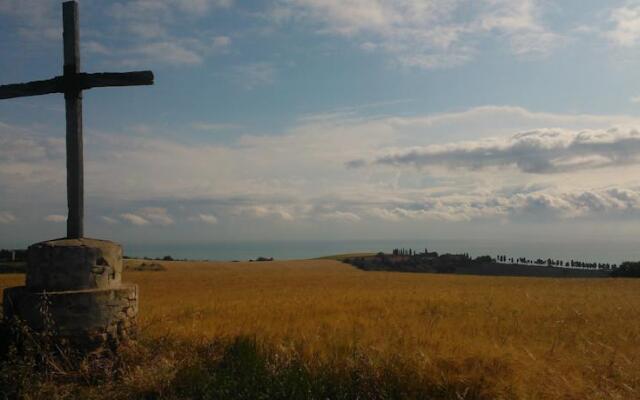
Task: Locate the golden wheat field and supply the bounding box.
[1,258,640,399]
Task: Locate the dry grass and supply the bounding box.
[2,259,640,399]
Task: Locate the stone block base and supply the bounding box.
[3,284,137,347]
[27,238,123,291]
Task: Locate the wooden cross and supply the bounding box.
[0,1,154,239]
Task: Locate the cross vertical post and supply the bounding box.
[63,1,83,238]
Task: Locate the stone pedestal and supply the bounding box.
[2,238,138,349]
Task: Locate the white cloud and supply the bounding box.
[119,208,174,226]
[103,0,233,67]
[44,214,66,223]
[195,213,219,224]
[84,41,112,56]
[0,212,16,224]
[360,42,377,51]
[478,0,563,56]
[232,62,277,89]
[192,122,242,131]
[370,128,640,174]
[365,207,402,222]
[212,35,231,48]
[101,216,120,224]
[127,40,204,66]
[317,211,361,222]
[272,0,561,69]
[173,0,234,14]
[138,207,174,225]
[606,3,640,46]
[237,205,295,221]
[0,1,233,67]
[108,0,232,23]
[0,0,59,40]
[120,213,150,226]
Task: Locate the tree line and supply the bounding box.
[386,247,640,277]
[495,255,617,270]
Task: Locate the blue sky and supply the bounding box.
[4,0,640,247]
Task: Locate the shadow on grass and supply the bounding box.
[0,322,512,400]
[172,337,510,400]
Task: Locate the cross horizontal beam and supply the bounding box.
[79,71,154,89]
[0,71,154,100]
[0,77,64,99]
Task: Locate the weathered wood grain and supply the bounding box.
[0,77,64,99]
[63,0,83,239]
[80,71,154,89]
[0,72,154,100]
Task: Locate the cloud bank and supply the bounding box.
[355,187,640,223]
[4,106,640,242]
[371,128,640,174]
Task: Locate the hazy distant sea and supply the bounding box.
[123,239,640,265]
